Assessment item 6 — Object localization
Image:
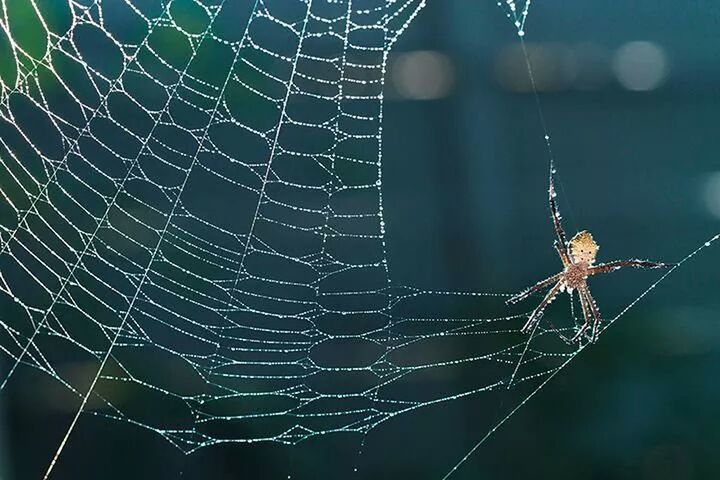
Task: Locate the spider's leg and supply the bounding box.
[549,166,569,253]
[571,286,593,342]
[521,281,563,333]
[554,289,577,344]
[589,259,672,276]
[554,240,571,267]
[582,287,603,342]
[507,273,562,305]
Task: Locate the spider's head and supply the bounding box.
[570,230,599,265]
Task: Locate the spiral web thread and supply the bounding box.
[0,0,716,477]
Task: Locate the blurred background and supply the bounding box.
[385,1,720,478]
[2,0,720,479]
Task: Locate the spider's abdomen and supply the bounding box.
[569,231,599,264]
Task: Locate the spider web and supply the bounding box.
[0,0,716,478]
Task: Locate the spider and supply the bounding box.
[507,169,672,343]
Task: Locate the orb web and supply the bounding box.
[0,0,716,478]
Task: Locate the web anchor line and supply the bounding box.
[41,1,256,476]
[443,233,720,480]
